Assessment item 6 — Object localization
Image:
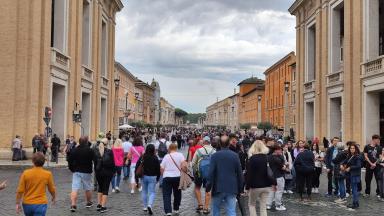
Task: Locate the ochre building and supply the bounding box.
[289,0,384,144]
[0,0,123,150]
[238,77,265,126]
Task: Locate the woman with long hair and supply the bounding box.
[311,142,324,194]
[294,143,315,201]
[343,142,361,209]
[111,139,124,193]
[94,138,116,213]
[293,140,305,159]
[246,140,276,216]
[127,136,145,194]
[136,144,160,215]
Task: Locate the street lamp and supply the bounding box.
[284,81,290,137]
[113,76,121,138]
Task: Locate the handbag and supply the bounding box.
[266,155,275,182]
[170,154,193,190]
[135,157,144,178]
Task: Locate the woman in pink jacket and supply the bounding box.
[111,139,125,193]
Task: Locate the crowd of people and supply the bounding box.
[11,127,384,216]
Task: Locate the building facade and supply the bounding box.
[289,0,384,144]
[238,77,266,126]
[160,97,175,125]
[115,62,137,125]
[264,52,296,134]
[135,80,155,124]
[205,93,238,131]
[0,0,123,149]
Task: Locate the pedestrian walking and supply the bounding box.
[94,138,116,213]
[191,136,216,214]
[16,152,56,216]
[332,142,348,204]
[363,134,382,197]
[12,135,22,161]
[136,144,160,215]
[32,133,40,154]
[266,145,287,211]
[324,137,340,196]
[50,134,61,163]
[161,143,186,216]
[111,139,124,193]
[122,136,132,180]
[311,142,324,194]
[127,136,145,194]
[343,142,362,209]
[282,143,294,194]
[68,136,94,212]
[294,143,315,201]
[246,140,276,216]
[207,135,243,216]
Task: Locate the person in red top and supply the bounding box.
[189,139,203,162]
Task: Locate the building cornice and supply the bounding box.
[115,61,137,81]
[288,0,304,15]
[264,52,295,76]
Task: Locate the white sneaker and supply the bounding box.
[283,190,288,194]
[112,189,116,193]
[346,193,350,198]
[115,187,120,192]
[138,186,142,192]
[335,198,347,203]
[266,206,271,210]
[287,190,294,194]
[311,188,315,193]
[130,189,135,194]
[275,205,287,211]
[315,188,319,194]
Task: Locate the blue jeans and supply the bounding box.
[211,192,237,216]
[141,176,157,208]
[112,166,122,189]
[351,176,360,205]
[22,204,47,216]
[162,177,181,214]
[338,179,346,199]
[123,165,130,179]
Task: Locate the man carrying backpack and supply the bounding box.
[155,133,171,187]
[191,136,216,215]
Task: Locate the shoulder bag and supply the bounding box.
[170,154,193,190]
[266,155,275,182]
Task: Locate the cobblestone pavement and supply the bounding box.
[1,167,384,216]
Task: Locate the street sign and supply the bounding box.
[43,117,51,126]
[45,127,52,137]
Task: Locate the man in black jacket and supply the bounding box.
[324,137,340,196]
[68,136,94,212]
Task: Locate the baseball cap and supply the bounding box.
[203,136,211,142]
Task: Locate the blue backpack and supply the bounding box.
[198,147,213,180]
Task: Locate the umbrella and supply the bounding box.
[118,124,135,129]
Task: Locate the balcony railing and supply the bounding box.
[304,80,315,92]
[101,77,109,88]
[327,70,344,86]
[82,65,93,81]
[362,55,384,76]
[51,48,70,70]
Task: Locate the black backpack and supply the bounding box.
[158,141,167,158]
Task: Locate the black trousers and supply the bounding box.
[312,167,322,188]
[96,173,113,195]
[162,177,181,214]
[51,146,59,162]
[297,171,312,198]
[327,169,339,195]
[365,166,380,195]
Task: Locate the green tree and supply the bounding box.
[257,121,274,135]
[175,108,188,117]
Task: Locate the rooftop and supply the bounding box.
[237,76,265,86]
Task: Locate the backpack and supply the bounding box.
[158,141,167,158]
[198,147,213,180]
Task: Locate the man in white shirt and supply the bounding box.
[122,136,132,181]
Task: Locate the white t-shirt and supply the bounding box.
[122,141,132,153]
[161,152,185,178]
[155,139,171,150]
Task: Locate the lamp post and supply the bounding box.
[113,76,120,138]
[284,81,290,137]
[257,95,262,124]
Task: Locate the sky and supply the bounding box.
[115,0,296,113]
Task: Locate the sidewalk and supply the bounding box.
[0,156,67,169]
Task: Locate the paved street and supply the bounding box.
[1,167,384,216]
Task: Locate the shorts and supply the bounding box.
[194,177,208,191]
[72,172,93,191]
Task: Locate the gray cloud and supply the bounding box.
[116,0,296,112]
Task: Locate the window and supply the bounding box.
[51,0,68,52]
[307,23,316,81]
[101,19,108,77]
[82,0,92,66]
